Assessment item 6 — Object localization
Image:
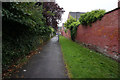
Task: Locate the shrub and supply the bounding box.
[2,2,55,71]
[70,21,80,41]
[79,9,105,26]
[64,16,80,41]
[64,16,76,29]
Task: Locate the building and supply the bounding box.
[68,12,85,20]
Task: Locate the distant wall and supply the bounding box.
[61,27,71,39]
[75,8,119,60]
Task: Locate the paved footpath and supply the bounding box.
[13,36,68,78]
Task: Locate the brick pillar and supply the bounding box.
[118,0,120,7]
[118,1,120,62]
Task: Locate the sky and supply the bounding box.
[56,0,118,26]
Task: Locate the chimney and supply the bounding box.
[118,0,120,8]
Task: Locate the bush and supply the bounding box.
[64,16,80,41]
[64,16,76,29]
[79,9,105,26]
[2,2,54,71]
[70,21,80,41]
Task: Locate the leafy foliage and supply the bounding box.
[64,16,80,41]
[2,2,62,72]
[70,21,80,41]
[79,9,105,26]
[64,29,68,33]
[2,2,46,32]
[36,2,65,29]
[64,16,76,29]
[64,9,105,41]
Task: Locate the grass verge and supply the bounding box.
[59,36,119,78]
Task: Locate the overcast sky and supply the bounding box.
[56,0,118,26]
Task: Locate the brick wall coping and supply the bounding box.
[105,7,120,15]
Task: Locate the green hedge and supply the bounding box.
[2,2,55,71]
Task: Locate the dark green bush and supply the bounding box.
[2,2,54,71]
[2,20,52,71]
[70,21,80,41]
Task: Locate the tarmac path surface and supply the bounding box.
[13,36,68,78]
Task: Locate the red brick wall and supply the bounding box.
[61,27,71,39]
[75,8,119,60]
[118,8,120,59]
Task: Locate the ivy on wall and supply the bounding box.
[64,9,106,41]
[79,9,105,26]
[64,16,80,41]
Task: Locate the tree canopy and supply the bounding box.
[36,2,65,29]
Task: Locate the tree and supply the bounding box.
[36,2,65,29]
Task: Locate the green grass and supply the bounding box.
[59,36,119,78]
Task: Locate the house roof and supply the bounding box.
[68,12,85,20]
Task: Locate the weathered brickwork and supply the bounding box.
[75,8,119,60]
[61,27,71,39]
[62,8,119,60]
